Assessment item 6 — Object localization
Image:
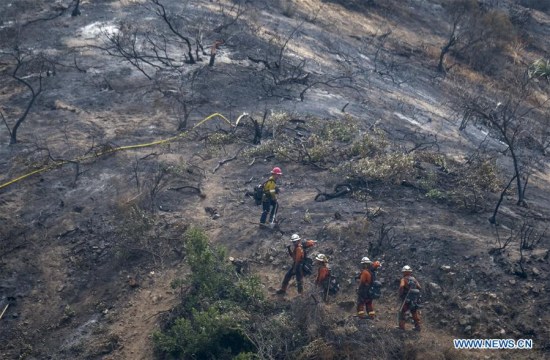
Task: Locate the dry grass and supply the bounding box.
[451,65,492,85]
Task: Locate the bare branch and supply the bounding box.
[150,0,195,64]
[213,145,247,172]
[3,49,46,144]
[0,110,12,138]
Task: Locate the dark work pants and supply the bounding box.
[399,302,421,330]
[281,264,303,293]
[260,199,277,224]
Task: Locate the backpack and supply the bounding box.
[367,270,382,299]
[253,179,274,206]
[328,272,340,295]
[300,240,316,276]
[253,182,265,206]
[302,257,314,276]
[405,276,422,310]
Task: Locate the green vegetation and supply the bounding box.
[338,153,416,184]
[152,227,263,359]
[425,189,446,200]
[529,58,550,80]
[319,115,359,143]
[348,129,388,158]
[113,204,156,264]
[449,158,501,212]
[242,113,504,211]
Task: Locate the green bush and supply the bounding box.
[319,115,359,143]
[268,111,292,136]
[242,139,279,158]
[242,114,361,166]
[305,135,334,163]
[113,204,156,265]
[153,227,264,359]
[466,159,500,192]
[529,58,550,80]
[184,227,231,300]
[348,129,388,158]
[338,153,415,183]
[448,158,501,212]
[206,132,236,146]
[418,170,439,192]
[426,189,446,200]
[153,305,254,359]
[235,276,265,308]
[416,151,451,172]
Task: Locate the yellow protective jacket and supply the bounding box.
[262,176,277,201]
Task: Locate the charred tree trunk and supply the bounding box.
[72,0,81,17]
[509,147,526,206]
[8,59,44,145]
[437,27,457,73]
[489,174,517,224]
[10,92,40,145]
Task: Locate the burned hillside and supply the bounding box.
[1,1,550,359]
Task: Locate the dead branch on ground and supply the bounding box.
[213,145,247,172]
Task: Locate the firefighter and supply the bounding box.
[356,257,377,319]
[260,167,282,225]
[276,234,311,295]
[315,253,330,301]
[398,265,422,331]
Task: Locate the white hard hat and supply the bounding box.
[315,254,328,262]
[361,256,372,264]
[402,265,412,272]
[290,233,301,242]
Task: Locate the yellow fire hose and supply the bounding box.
[0,112,244,191]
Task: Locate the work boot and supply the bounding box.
[357,311,367,319]
[368,311,375,319]
[399,320,406,330]
[414,326,421,332]
[276,289,286,295]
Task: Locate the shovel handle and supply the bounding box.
[0,304,9,321]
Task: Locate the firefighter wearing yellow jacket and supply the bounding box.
[260,167,282,224]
